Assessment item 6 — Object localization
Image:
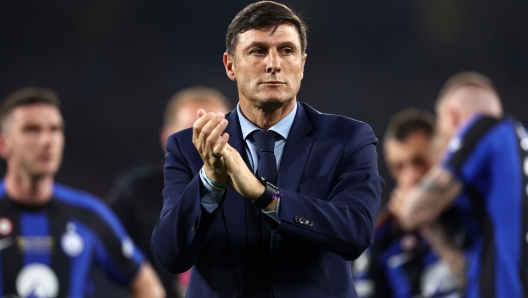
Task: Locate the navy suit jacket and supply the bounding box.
[152,103,384,298]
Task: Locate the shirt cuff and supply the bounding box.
[199,173,225,213]
[262,197,281,223]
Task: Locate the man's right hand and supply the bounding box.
[192,109,230,184]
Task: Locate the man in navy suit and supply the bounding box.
[151,1,385,297]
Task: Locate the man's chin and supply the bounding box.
[256,97,293,111]
[29,167,59,179]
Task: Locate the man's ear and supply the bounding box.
[0,134,10,159]
[448,103,461,128]
[301,53,307,79]
[223,52,236,81]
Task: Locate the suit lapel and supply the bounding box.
[277,103,314,192]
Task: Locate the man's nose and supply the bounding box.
[266,50,281,74]
[39,131,55,147]
[400,167,423,188]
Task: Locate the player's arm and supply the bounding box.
[129,263,166,298]
[419,222,466,288]
[390,164,462,230]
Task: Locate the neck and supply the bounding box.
[240,98,296,130]
[4,168,54,206]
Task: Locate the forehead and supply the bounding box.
[384,132,432,163]
[439,85,492,109]
[236,22,301,50]
[9,104,63,126]
[177,99,229,114]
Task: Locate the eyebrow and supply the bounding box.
[244,41,299,51]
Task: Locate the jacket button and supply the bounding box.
[294,215,300,223]
[299,216,306,224]
[305,219,313,227]
[191,216,198,232]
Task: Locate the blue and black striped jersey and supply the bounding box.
[0,182,145,297]
[442,114,528,298]
[352,211,463,298]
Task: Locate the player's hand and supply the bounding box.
[388,186,411,227]
[192,109,230,184]
[222,143,265,201]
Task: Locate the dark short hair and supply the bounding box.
[226,1,308,57]
[384,108,435,142]
[164,86,232,126]
[436,71,498,109]
[0,87,61,132]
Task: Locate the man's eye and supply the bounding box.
[282,48,293,54]
[23,126,40,133]
[251,49,266,55]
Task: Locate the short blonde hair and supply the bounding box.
[163,87,232,126]
[435,71,498,110]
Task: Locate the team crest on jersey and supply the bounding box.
[61,222,84,257]
[0,217,13,237]
[16,263,59,298]
[121,237,134,259]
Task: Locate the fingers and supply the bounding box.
[193,112,227,152]
[212,133,230,156]
[193,111,215,144]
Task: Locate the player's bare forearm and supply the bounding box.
[130,263,166,298]
[391,165,462,230]
[420,222,466,288]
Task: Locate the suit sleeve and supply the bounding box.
[268,122,385,260]
[151,133,224,274]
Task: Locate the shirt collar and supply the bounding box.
[237,102,297,140]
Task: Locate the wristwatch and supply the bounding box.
[251,177,280,208]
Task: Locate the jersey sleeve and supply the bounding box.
[91,201,146,285]
[442,115,500,185]
[53,185,146,285]
[107,180,136,243]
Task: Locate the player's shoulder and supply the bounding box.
[53,183,113,217]
[54,183,129,234]
[444,114,516,166]
[455,114,504,142]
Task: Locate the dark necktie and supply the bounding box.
[253,130,278,185]
[243,130,277,297]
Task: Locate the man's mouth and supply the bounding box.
[261,81,285,85]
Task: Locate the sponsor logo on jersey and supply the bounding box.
[16,236,54,254]
[16,263,59,298]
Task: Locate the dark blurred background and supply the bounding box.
[1,0,527,203]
